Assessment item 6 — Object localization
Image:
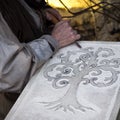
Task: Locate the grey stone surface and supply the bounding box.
[5,41,120,120]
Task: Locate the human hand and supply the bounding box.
[45,8,62,24]
[51,20,81,48]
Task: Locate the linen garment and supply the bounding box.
[0,0,59,93]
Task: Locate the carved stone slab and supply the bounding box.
[5,41,120,120]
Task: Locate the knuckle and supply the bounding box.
[71,35,76,39]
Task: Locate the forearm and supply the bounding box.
[0,38,59,93]
[28,35,59,62]
[0,13,59,93]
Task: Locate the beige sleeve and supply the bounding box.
[0,13,58,93]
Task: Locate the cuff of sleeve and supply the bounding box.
[41,35,59,52]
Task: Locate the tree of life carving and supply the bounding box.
[42,47,120,113]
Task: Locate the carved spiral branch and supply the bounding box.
[89,67,120,87]
[52,78,69,89]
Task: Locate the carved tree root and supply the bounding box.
[40,98,94,113]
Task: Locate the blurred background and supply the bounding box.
[46,0,120,41]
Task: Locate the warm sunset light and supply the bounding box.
[46,0,100,9]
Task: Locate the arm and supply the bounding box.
[25,0,62,23]
[0,10,80,93]
[0,13,59,93]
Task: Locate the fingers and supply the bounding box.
[54,20,70,28]
[59,32,81,47]
[71,30,81,40]
[51,20,81,48]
